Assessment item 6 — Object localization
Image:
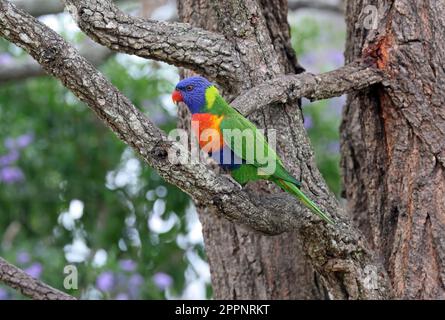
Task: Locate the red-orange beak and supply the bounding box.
[172,90,183,105]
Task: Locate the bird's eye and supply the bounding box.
[186,85,194,92]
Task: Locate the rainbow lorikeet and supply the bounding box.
[172,76,334,224]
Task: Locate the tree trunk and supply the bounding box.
[177,0,326,299]
[342,0,445,299]
[4,0,410,300]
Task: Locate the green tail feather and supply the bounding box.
[275,179,335,225]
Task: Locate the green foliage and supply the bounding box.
[290,15,346,196]
[291,17,322,57]
[0,39,206,299]
[303,99,342,196]
[0,11,345,301]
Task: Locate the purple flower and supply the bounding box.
[299,53,319,73]
[327,141,340,154]
[304,115,313,130]
[115,293,129,300]
[0,167,24,184]
[128,273,144,298]
[153,272,173,290]
[16,134,34,148]
[119,259,136,272]
[300,53,316,67]
[96,271,115,292]
[0,150,19,167]
[0,288,8,300]
[4,134,34,150]
[129,274,143,287]
[327,50,344,67]
[24,262,43,278]
[329,96,346,116]
[0,53,13,66]
[4,137,16,150]
[16,251,31,264]
[151,111,169,126]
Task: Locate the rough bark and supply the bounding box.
[234,61,383,116]
[0,257,75,300]
[342,0,445,299]
[177,0,323,300]
[63,0,242,84]
[177,0,384,299]
[1,0,176,84]
[0,0,391,299]
[0,39,111,84]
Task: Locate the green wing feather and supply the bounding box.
[218,104,300,186]
[273,178,335,224]
[212,95,334,224]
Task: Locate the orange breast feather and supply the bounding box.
[191,113,225,153]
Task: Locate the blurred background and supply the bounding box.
[0,0,345,300]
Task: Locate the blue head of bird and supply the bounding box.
[172,76,213,114]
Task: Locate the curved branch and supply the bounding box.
[233,62,384,115]
[63,0,241,84]
[0,257,75,300]
[0,0,391,299]
[0,40,112,84]
[0,0,291,235]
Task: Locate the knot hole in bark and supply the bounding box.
[151,142,170,160]
[211,195,227,219]
[41,47,59,64]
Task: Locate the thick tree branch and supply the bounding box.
[11,0,346,20]
[0,0,391,299]
[288,0,345,14]
[233,62,384,115]
[2,1,177,84]
[0,0,294,236]
[63,0,241,84]
[0,257,75,300]
[0,40,112,84]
